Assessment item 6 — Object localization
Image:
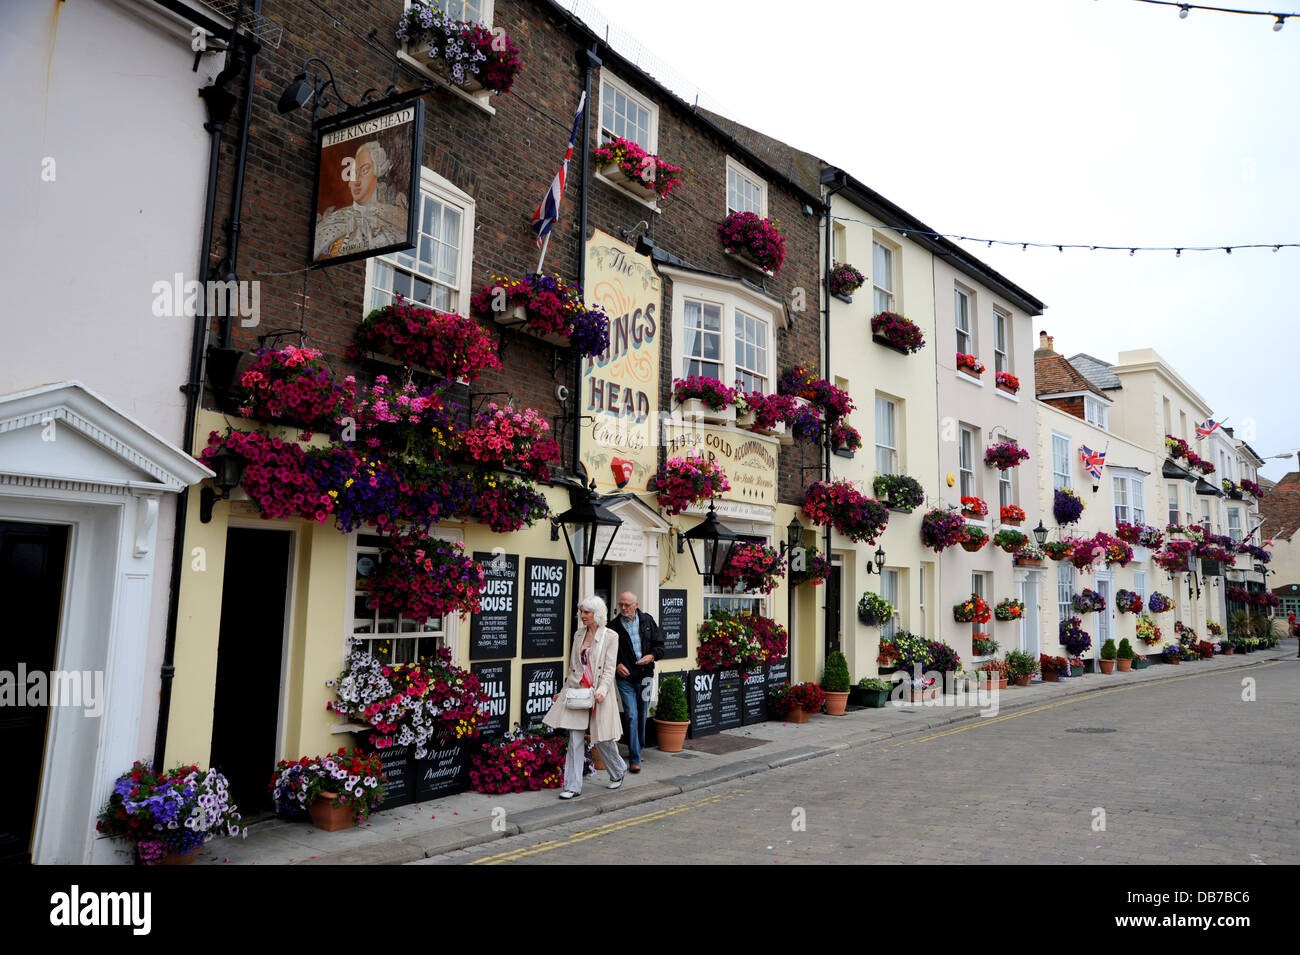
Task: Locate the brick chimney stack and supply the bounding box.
[1036,331,1055,355]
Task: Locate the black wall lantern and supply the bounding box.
[786,515,804,551]
[550,481,623,567]
[1032,521,1049,547]
[679,500,740,581]
[199,446,246,524]
[864,545,887,575]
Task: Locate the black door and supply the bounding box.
[826,563,842,656]
[0,521,69,864]
[210,528,291,816]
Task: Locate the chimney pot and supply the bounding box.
[1038,331,1048,347]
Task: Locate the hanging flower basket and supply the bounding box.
[357,533,484,622]
[873,474,925,512]
[870,311,925,354]
[960,525,989,552]
[953,593,992,624]
[1043,540,1072,562]
[829,420,862,457]
[592,136,683,200]
[789,543,832,587]
[237,346,356,433]
[984,441,1030,470]
[992,529,1027,554]
[1053,487,1085,525]
[199,429,335,523]
[1135,613,1163,645]
[655,453,730,516]
[920,507,966,552]
[346,375,463,460]
[718,211,786,274]
[1116,589,1144,614]
[470,274,610,357]
[828,262,866,300]
[994,598,1025,621]
[717,540,786,594]
[1072,588,1106,614]
[462,402,560,482]
[857,591,895,626]
[351,299,502,382]
[778,366,855,422]
[470,472,550,533]
[803,480,890,543]
[1147,592,1174,614]
[1115,521,1164,550]
[1094,531,1134,567]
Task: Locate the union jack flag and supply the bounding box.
[1195,418,1222,439]
[531,92,586,248]
[1079,444,1106,481]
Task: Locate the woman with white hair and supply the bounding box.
[542,595,628,798]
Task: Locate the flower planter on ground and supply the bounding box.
[823,691,850,716]
[307,792,355,831]
[786,706,810,723]
[653,719,690,753]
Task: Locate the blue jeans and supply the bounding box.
[617,677,650,766]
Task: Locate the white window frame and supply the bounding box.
[733,307,770,393]
[1167,482,1181,526]
[993,308,1010,374]
[955,286,973,356]
[1057,563,1074,624]
[598,70,658,154]
[999,464,1014,510]
[704,531,772,618]
[1084,396,1109,430]
[959,425,976,499]
[1052,433,1071,490]
[404,0,494,27]
[1111,472,1144,526]
[875,394,899,476]
[363,167,475,317]
[666,268,780,396]
[1227,507,1243,542]
[971,571,989,641]
[872,238,896,315]
[1133,570,1147,606]
[882,569,901,639]
[1200,498,1212,535]
[725,156,767,218]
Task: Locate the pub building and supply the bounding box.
[160,0,832,815]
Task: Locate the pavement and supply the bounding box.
[196,642,1299,865]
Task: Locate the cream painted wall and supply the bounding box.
[824,193,941,680]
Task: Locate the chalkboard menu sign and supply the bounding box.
[717,668,743,730]
[470,552,519,659]
[521,660,565,730]
[767,656,790,689]
[472,661,511,742]
[658,589,687,658]
[413,740,471,800]
[687,669,720,737]
[741,666,768,725]
[357,740,415,809]
[522,557,567,658]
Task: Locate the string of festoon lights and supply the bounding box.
[1125,0,1296,31]
[829,214,1298,257]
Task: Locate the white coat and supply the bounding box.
[542,626,622,741]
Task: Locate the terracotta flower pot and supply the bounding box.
[823,690,850,716]
[786,706,810,724]
[1098,659,1115,674]
[1042,671,1060,682]
[1117,658,1132,671]
[961,509,984,521]
[1166,657,1180,665]
[653,718,690,753]
[308,792,355,831]
[1012,674,1031,686]
[1001,517,1022,527]
[1224,648,1234,655]
[159,849,197,865]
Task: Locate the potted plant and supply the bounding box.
[1014,542,1045,566]
[769,681,827,723]
[652,674,691,752]
[960,495,989,520]
[1053,486,1085,525]
[920,507,967,552]
[718,211,786,274]
[854,677,895,708]
[821,650,852,716]
[857,591,895,626]
[1116,637,1135,671]
[1060,617,1092,659]
[1218,639,1234,656]
[976,659,1010,690]
[995,371,1020,394]
[468,727,568,794]
[953,593,992,624]
[960,525,990,552]
[984,441,1030,470]
[1161,644,1182,665]
[994,598,1025,621]
[270,748,386,830]
[829,420,862,457]
[97,762,246,865]
[1040,654,1068,681]
[956,352,985,377]
[1000,504,1026,526]
[972,632,999,656]
[870,311,926,354]
[1098,639,1117,674]
[1005,649,1039,686]
[993,529,1028,554]
[655,453,731,516]
[828,262,866,301]
[671,375,736,425]
[872,474,925,512]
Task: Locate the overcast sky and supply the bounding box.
[579,0,1299,479]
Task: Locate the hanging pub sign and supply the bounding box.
[658,589,688,659]
[521,660,565,730]
[471,661,511,742]
[522,557,567,658]
[470,551,519,660]
[310,96,423,267]
[580,230,662,495]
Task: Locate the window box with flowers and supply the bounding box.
[718,211,786,275]
[470,274,610,357]
[351,299,502,382]
[972,632,1000,656]
[828,262,865,302]
[995,371,1020,395]
[1000,504,1025,527]
[717,540,786,594]
[1240,478,1265,499]
[672,375,736,426]
[992,529,1027,555]
[778,366,855,423]
[960,525,989,552]
[961,495,989,521]
[1013,542,1045,566]
[830,420,861,458]
[736,391,792,443]
[1221,479,1244,500]
[655,453,730,516]
[395,3,522,108]
[873,474,925,513]
[984,441,1030,470]
[953,593,992,624]
[592,135,683,206]
[870,311,926,355]
[920,507,966,552]
[803,480,890,543]
[956,353,985,379]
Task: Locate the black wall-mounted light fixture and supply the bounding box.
[277,56,392,127]
[863,545,887,575]
[679,499,740,581]
[550,481,623,567]
[1032,521,1049,547]
[199,446,246,523]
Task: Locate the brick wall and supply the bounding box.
[202,0,821,504]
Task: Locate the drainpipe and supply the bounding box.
[153,4,253,770]
[573,44,600,481]
[822,174,847,662]
[218,0,262,350]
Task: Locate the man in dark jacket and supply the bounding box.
[609,592,664,772]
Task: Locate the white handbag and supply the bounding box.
[564,687,595,709]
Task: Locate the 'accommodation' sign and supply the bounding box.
[661,423,778,507]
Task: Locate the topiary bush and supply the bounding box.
[1116,638,1135,660]
[654,674,690,723]
[821,650,851,692]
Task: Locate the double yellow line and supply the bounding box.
[469,789,746,864]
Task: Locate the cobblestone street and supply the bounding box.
[433,659,1300,865]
